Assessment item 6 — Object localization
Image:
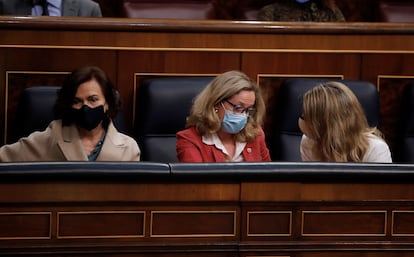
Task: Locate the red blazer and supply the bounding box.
[176,127,271,162]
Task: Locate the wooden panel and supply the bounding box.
[58,211,145,238]
[392,211,414,236]
[150,211,237,237]
[361,54,414,155]
[0,212,51,239]
[0,183,240,202]
[241,182,414,201]
[302,211,386,236]
[242,52,361,79]
[0,48,5,131]
[242,253,414,257]
[246,211,292,237]
[2,26,414,52]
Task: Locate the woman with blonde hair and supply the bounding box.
[298,81,392,162]
[176,70,271,162]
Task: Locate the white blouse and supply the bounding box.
[202,133,246,162]
[300,133,392,163]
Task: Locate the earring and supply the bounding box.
[214,108,218,113]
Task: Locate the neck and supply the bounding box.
[217,130,235,143]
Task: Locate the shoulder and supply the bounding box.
[300,134,314,150]
[367,133,389,148]
[177,127,200,139]
[176,127,205,150]
[74,0,99,7]
[251,126,266,141]
[246,127,269,149]
[106,122,137,146]
[364,134,392,163]
[68,0,102,16]
[80,0,101,14]
[49,119,62,129]
[24,120,62,141]
[300,134,316,161]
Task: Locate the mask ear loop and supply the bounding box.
[220,102,228,111]
[103,102,109,114]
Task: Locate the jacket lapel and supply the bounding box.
[58,124,88,161]
[96,122,126,161]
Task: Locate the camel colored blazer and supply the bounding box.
[0,120,140,162]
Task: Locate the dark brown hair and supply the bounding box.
[54,66,120,127]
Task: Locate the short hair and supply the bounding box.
[186,70,266,142]
[302,81,377,161]
[54,66,120,127]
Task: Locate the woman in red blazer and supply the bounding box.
[176,70,271,162]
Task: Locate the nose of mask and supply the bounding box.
[221,110,248,134]
[72,105,106,131]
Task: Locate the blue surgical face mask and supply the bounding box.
[296,0,310,3]
[221,109,248,134]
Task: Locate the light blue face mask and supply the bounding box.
[221,109,248,134]
[296,0,310,3]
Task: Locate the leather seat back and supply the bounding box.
[135,76,214,162]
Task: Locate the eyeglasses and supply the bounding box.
[224,99,257,116]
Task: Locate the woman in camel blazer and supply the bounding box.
[0,66,140,162]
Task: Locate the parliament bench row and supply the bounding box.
[12,77,414,163]
[1,161,414,256]
[2,160,414,180]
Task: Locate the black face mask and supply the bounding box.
[71,105,106,131]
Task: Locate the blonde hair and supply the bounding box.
[186,70,266,142]
[302,81,381,162]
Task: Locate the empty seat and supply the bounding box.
[134,76,214,162]
[121,0,217,19]
[15,86,60,141]
[272,78,381,161]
